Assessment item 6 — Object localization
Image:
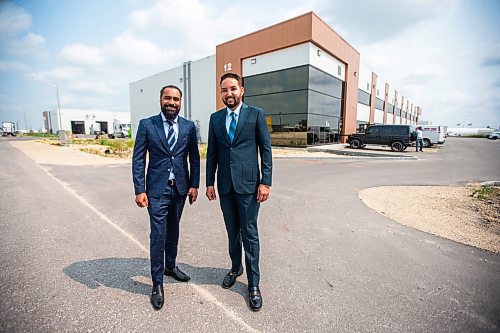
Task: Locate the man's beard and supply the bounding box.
[223,95,241,109]
[161,103,180,120]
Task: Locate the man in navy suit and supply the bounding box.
[206,73,272,311]
[132,85,200,310]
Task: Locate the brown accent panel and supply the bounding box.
[400,96,405,124]
[215,12,360,142]
[215,12,313,109]
[382,83,389,124]
[369,72,377,124]
[393,90,398,125]
[310,14,360,140]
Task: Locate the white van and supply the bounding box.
[420,125,445,147]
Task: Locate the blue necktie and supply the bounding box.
[228,112,237,143]
[166,119,176,151]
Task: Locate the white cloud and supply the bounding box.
[0,60,28,72]
[60,44,105,66]
[8,32,45,56]
[28,67,85,83]
[110,31,181,66]
[68,80,114,95]
[0,2,32,36]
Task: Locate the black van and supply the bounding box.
[347,125,416,152]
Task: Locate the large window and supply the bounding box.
[387,103,394,114]
[358,89,370,106]
[244,64,344,146]
[375,98,384,110]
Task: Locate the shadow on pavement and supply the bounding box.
[63,257,151,295]
[63,258,248,299]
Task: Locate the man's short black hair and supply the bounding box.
[160,85,183,98]
[220,72,242,86]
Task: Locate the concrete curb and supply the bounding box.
[305,148,417,160]
[480,181,500,187]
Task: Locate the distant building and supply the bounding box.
[446,127,494,136]
[130,12,421,146]
[43,108,130,135]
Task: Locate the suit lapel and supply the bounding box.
[215,108,231,145]
[233,103,249,143]
[153,114,171,154]
[175,117,188,153]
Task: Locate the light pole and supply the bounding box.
[31,76,63,132]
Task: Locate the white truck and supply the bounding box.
[109,119,131,138]
[1,122,16,136]
[420,125,445,147]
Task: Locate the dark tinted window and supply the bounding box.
[375,98,384,110]
[245,90,308,115]
[379,127,392,135]
[308,90,341,118]
[309,66,343,99]
[244,65,309,96]
[358,89,370,106]
[387,103,394,114]
[393,126,409,135]
[367,126,380,135]
[396,107,401,116]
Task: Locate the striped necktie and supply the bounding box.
[166,119,176,151]
[228,112,237,143]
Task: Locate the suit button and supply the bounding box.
[167,168,171,171]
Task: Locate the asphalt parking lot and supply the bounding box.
[0,137,499,332]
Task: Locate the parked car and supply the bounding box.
[347,124,416,152]
[486,131,500,140]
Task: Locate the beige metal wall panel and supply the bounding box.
[357,103,370,122]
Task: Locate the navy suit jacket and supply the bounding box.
[206,103,272,195]
[133,113,200,198]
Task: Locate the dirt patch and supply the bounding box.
[359,185,500,254]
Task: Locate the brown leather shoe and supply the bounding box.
[248,286,262,311]
[222,267,243,289]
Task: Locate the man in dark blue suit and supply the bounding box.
[132,85,200,310]
[206,73,272,311]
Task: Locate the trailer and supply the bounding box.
[109,119,131,138]
[1,122,16,136]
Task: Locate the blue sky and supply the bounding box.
[1,0,499,130]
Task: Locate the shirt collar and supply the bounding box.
[161,112,179,124]
[226,102,242,117]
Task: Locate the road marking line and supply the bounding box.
[36,163,260,333]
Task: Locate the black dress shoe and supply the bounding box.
[248,286,262,311]
[151,284,164,310]
[164,266,191,282]
[222,267,243,289]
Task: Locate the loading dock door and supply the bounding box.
[71,121,85,134]
[96,121,108,134]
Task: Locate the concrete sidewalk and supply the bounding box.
[302,143,423,160]
[273,143,430,160]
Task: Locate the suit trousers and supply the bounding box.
[219,186,261,287]
[147,184,186,286]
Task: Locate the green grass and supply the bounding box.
[98,138,135,151]
[24,133,58,138]
[471,186,497,201]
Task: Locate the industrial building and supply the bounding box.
[130,12,420,146]
[43,108,130,135]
